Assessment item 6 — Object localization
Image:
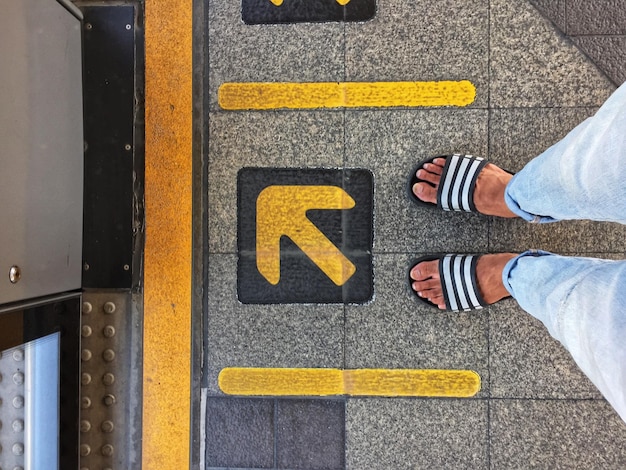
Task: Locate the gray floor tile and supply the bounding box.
[206,254,344,394]
[345,0,489,108]
[490,0,614,107]
[345,109,489,253]
[208,1,344,111]
[490,399,626,469]
[488,106,595,173]
[276,399,345,470]
[565,0,626,35]
[205,397,274,468]
[346,398,488,470]
[346,254,489,397]
[573,35,626,85]
[208,111,344,254]
[489,300,601,399]
[530,0,567,33]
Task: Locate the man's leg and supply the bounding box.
[505,82,626,223]
[503,251,626,424]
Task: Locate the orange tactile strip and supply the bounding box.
[144,0,192,468]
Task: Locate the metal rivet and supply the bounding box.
[9,266,21,284]
[12,372,24,385]
[123,264,130,271]
[81,349,92,362]
[102,444,114,457]
[101,420,114,433]
[85,23,92,30]
[12,443,24,456]
[81,325,92,337]
[124,144,132,151]
[81,373,92,385]
[13,349,24,361]
[83,263,90,271]
[103,325,116,338]
[12,419,23,432]
[81,397,91,409]
[12,396,24,409]
[80,420,91,433]
[103,394,116,406]
[125,24,132,30]
[102,373,115,386]
[80,444,91,456]
[102,349,115,362]
[103,302,116,314]
[82,302,93,314]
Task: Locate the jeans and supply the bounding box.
[501,82,626,424]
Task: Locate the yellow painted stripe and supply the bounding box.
[144,0,192,468]
[218,81,476,110]
[220,368,345,396]
[345,368,481,397]
[219,368,481,397]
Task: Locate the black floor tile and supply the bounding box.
[205,397,275,468]
[277,399,346,470]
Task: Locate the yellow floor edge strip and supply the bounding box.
[219,368,481,398]
[218,81,476,110]
[144,0,192,468]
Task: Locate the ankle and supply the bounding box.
[476,253,516,304]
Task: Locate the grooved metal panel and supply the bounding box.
[0,0,84,305]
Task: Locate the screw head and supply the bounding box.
[9,266,21,284]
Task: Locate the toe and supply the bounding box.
[416,169,440,186]
[412,182,437,204]
[410,260,439,281]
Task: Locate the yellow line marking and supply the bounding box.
[270,0,350,5]
[219,368,481,397]
[218,81,476,110]
[144,0,192,468]
[256,185,356,286]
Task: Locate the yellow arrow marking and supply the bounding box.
[219,368,481,398]
[336,0,351,4]
[218,81,476,110]
[256,185,356,286]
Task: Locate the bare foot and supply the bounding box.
[409,253,517,310]
[413,158,518,218]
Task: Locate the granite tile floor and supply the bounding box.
[204,0,626,468]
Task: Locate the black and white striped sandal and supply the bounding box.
[409,254,491,312]
[408,154,489,212]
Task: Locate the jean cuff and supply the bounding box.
[504,174,558,223]
[502,250,554,297]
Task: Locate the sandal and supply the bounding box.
[408,154,489,212]
[409,254,490,312]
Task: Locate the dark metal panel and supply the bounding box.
[82,5,137,289]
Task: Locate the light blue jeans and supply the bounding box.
[501,82,626,424]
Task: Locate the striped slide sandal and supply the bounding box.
[408,154,489,212]
[409,254,493,312]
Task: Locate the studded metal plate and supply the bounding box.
[80,292,142,470]
[0,347,27,470]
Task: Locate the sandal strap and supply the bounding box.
[437,154,488,212]
[439,254,487,312]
